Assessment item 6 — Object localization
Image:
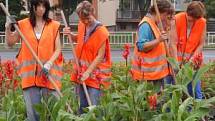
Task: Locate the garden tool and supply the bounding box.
[153,0,177,83]
[60,10,95,110]
[0,3,73,113]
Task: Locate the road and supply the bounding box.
[0,49,215,63]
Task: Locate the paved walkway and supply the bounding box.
[0,49,215,63]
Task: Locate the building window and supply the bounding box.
[120,25,126,30]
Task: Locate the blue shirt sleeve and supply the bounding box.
[136,22,155,51]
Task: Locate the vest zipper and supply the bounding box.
[34,46,39,87]
[32,22,46,87]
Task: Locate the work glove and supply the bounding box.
[9,15,17,25]
[41,61,53,77]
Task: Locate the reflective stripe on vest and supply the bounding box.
[177,52,191,58]
[17,60,62,81]
[100,68,111,73]
[17,18,62,89]
[132,63,168,73]
[79,59,111,78]
[176,12,206,64]
[131,16,169,80]
[71,21,112,89]
[16,60,36,70]
[177,52,192,63]
[133,54,166,64]
[20,70,35,79]
[50,74,62,81]
[52,65,63,71]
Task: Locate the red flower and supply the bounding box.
[191,53,203,69]
[129,70,133,76]
[5,60,14,80]
[58,52,64,62]
[122,44,130,60]
[0,73,3,86]
[148,94,157,110]
[92,69,102,81]
[122,51,129,60]
[77,64,88,80]
[124,44,130,50]
[0,60,19,92]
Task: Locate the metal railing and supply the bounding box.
[206,32,215,45]
[61,31,136,47]
[1,31,215,47]
[0,32,5,45]
[109,32,136,45]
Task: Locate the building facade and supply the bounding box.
[21,0,198,31]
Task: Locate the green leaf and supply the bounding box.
[192,65,211,97]
[177,97,193,121]
[162,100,171,113]
[167,57,180,70]
[171,90,181,115]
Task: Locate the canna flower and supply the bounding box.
[148,94,157,110]
[0,60,19,91]
[5,60,14,80]
[58,52,64,62]
[191,53,203,69]
[0,73,3,86]
[77,64,88,80]
[122,44,130,60]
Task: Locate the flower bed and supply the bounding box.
[0,57,214,121]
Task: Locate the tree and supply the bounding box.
[205,0,215,18]
[58,0,92,24]
[0,0,25,31]
[137,0,151,18]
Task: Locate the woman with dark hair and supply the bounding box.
[130,0,175,91]
[5,0,63,120]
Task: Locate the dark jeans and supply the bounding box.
[23,86,58,121]
[165,75,202,99]
[75,84,101,114]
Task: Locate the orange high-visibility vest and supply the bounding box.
[130,17,169,81]
[175,12,206,64]
[16,18,63,89]
[70,22,112,89]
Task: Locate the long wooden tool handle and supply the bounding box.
[60,10,92,106]
[153,0,176,80]
[0,3,73,113]
[60,11,80,69]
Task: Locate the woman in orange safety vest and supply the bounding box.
[171,1,206,99]
[5,0,63,120]
[63,1,112,114]
[130,0,174,92]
